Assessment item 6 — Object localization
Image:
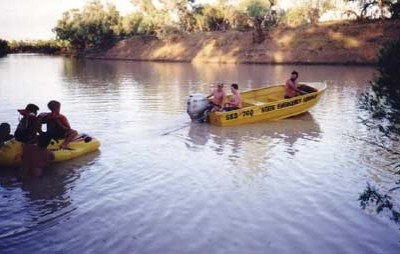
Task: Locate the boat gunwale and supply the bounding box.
[213,81,327,116]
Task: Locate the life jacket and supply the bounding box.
[14,110,38,143]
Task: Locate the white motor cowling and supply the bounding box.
[187,93,210,121]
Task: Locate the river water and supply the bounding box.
[0,54,399,253]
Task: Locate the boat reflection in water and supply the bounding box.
[176,112,321,175]
[0,151,100,246]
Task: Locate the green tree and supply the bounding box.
[223,6,252,31]
[189,4,224,31]
[359,38,400,223]
[238,0,270,18]
[281,5,312,26]
[121,13,144,36]
[346,0,400,19]
[7,39,66,54]
[53,0,122,50]
[0,39,9,57]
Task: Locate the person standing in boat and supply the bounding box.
[224,83,242,111]
[284,71,306,99]
[207,83,227,111]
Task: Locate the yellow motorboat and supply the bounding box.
[0,134,101,167]
[187,82,326,126]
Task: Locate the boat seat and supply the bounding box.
[243,99,265,106]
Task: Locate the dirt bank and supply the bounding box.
[87,20,400,65]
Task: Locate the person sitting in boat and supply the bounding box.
[21,132,54,178]
[14,103,41,144]
[207,83,227,111]
[284,71,307,99]
[224,83,242,111]
[39,100,78,149]
[0,122,14,147]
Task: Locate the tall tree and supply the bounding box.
[54,0,121,50]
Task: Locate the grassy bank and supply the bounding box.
[87,20,400,65]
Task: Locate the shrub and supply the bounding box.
[0,39,9,57]
[238,0,269,18]
[53,0,122,50]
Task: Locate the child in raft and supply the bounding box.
[39,100,78,149]
[0,122,14,147]
[14,103,41,144]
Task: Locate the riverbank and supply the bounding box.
[87,20,400,65]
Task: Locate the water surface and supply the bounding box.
[0,54,399,253]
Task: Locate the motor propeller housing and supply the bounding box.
[186,94,209,121]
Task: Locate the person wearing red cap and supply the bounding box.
[14,103,41,143]
[40,100,77,149]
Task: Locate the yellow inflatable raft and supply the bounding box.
[0,134,100,167]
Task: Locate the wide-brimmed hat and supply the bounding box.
[18,103,39,114]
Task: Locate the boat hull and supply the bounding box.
[0,134,101,167]
[208,82,326,126]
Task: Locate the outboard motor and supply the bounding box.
[187,94,210,122]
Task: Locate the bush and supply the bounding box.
[0,39,9,57]
[361,38,400,139]
[223,6,252,31]
[281,6,312,26]
[358,38,400,227]
[377,38,400,86]
[193,4,225,32]
[238,0,269,18]
[7,40,66,54]
[122,13,144,36]
[53,0,122,50]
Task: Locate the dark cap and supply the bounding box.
[19,103,39,113]
[25,103,39,112]
[17,103,39,116]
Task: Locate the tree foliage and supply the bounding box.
[238,0,270,18]
[0,39,9,57]
[52,0,400,51]
[346,0,400,19]
[360,38,400,139]
[359,37,400,224]
[8,40,67,54]
[53,0,122,50]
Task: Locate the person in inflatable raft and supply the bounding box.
[39,100,78,149]
[0,122,14,147]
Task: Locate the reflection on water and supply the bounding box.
[179,113,321,179]
[182,113,320,155]
[1,55,400,253]
[0,152,99,246]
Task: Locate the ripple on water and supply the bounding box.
[1,56,399,253]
